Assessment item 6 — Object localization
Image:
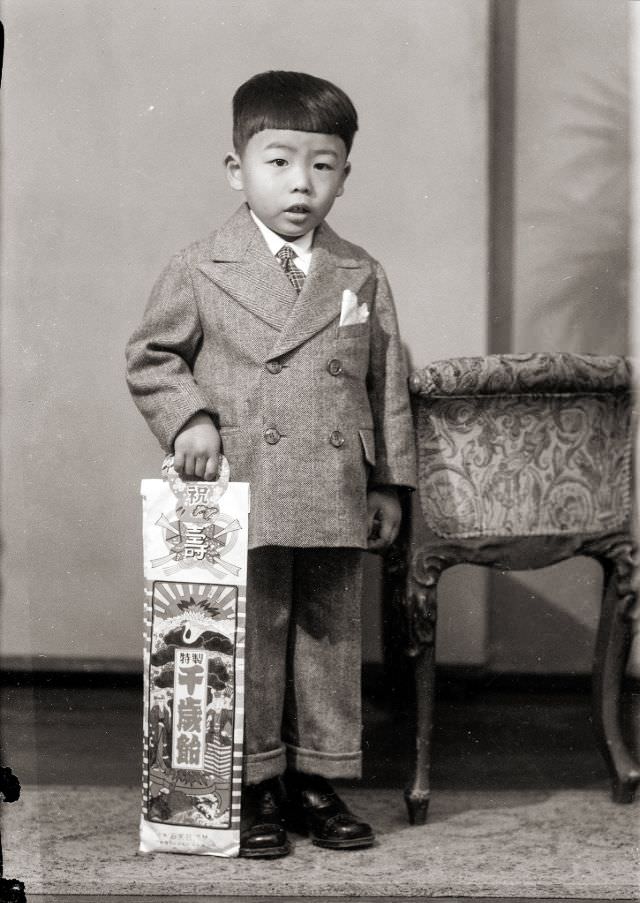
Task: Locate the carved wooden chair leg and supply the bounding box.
[403,551,447,824]
[590,541,640,803]
[405,643,436,824]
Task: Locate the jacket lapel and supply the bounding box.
[266,221,370,361]
[196,205,371,355]
[196,204,297,331]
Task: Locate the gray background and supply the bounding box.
[0,0,631,673]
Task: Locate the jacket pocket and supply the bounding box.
[358,428,376,467]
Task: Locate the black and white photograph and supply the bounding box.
[0,1,638,900]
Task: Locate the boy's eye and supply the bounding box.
[314,162,334,171]
[269,158,288,167]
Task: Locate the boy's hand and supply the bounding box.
[173,412,220,481]
[367,487,402,552]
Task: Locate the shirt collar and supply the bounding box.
[250,209,314,273]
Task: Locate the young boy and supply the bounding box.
[126,70,416,858]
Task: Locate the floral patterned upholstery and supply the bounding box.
[409,353,632,540]
[409,351,630,397]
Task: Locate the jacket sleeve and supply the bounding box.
[125,253,215,452]
[367,262,417,490]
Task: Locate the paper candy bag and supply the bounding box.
[139,458,249,857]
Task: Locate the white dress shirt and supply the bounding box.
[250,209,314,274]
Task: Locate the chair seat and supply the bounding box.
[410,353,632,541]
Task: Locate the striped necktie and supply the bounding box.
[276,245,306,294]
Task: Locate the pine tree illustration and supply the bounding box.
[176,596,220,618]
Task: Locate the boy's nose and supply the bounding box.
[291,168,312,193]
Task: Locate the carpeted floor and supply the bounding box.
[1,676,639,898]
[3,784,638,897]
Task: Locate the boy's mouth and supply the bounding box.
[285,205,310,214]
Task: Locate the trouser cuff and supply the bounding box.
[243,745,287,785]
[286,743,362,779]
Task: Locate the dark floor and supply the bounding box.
[0,668,626,790]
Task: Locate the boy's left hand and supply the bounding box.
[367,487,402,552]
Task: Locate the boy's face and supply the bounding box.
[225,129,351,239]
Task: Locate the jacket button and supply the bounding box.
[264,427,281,445]
[266,360,283,374]
[327,358,343,376]
[329,430,345,448]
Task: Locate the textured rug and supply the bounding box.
[2,785,639,897]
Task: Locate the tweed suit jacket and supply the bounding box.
[126,203,417,549]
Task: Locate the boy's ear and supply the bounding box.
[336,160,351,198]
[224,152,244,191]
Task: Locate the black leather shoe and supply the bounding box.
[240,777,290,859]
[283,772,375,850]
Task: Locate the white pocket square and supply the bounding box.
[339,289,369,326]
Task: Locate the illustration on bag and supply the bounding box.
[145,581,238,828]
[140,458,249,854]
[151,459,242,578]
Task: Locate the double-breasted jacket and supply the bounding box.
[126,204,416,549]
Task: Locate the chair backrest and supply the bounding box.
[409,352,632,541]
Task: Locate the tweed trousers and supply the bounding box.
[243,546,364,785]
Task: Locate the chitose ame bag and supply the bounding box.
[139,457,249,856]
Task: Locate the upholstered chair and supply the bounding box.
[385,352,637,824]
